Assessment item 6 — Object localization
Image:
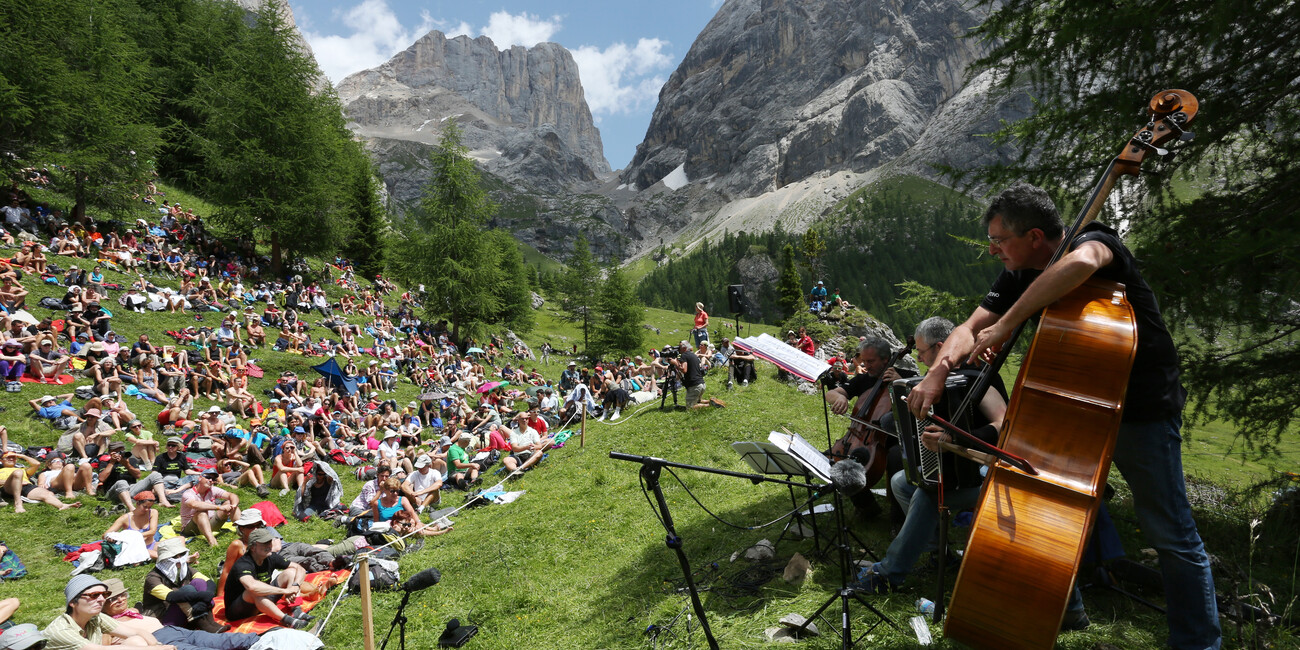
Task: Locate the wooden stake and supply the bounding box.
[580,404,587,448]
[359,555,375,650]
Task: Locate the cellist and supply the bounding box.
[823,336,916,523]
[908,183,1219,648]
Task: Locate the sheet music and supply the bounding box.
[731,441,809,476]
[733,333,830,382]
[767,430,832,482]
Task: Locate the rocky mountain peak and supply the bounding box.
[337,31,610,197]
[621,0,1014,199]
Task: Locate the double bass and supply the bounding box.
[942,90,1199,649]
[828,337,915,487]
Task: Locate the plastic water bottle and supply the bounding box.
[916,597,935,616]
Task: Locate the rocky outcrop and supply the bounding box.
[337,31,609,194]
[621,0,1019,198]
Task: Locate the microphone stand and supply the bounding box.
[609,451,824,650]
[379,590,412,650]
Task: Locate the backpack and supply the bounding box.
[74,385,96,400]
[346,557,400,594]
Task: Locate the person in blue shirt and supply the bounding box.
[809,280,828,312]
[30,393,77,420]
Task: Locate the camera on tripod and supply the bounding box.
[660,346,680,361]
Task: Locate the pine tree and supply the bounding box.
[181,0,356,274]
[389,120,498,344]
[0,0,161,220]
[486,230,535,334]
[964,0,1300,443]
[592,267,644,360]
[562,235,600,351]
[343,163,389,278]
[777,244,804,318]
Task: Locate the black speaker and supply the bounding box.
[727,284,745,314]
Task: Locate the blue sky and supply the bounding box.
[292,0,725,170]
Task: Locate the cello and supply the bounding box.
[941,90,1199,649]
[829,337,915,488]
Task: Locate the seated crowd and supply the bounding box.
[0,183,591,645]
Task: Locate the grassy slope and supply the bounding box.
[0,212,1292,648]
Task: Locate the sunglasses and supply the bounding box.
[80,591,110,601]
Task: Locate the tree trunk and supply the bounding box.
[270,230,282,278]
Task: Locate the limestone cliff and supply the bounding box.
[337,31,610,196]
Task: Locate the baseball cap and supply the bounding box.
[248,528,275,544]
[414,455,431,469]
[0,624,45,650]
[39,394,56,403]
[166,436,184,446]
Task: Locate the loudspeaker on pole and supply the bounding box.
[727,284,745,314]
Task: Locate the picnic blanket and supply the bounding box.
[18,374,76,385]
[212,569,349,634]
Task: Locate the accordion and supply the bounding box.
[889,373,984,492]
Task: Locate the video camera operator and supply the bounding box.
[668,341,724,409]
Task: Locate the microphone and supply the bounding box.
[828,456,867,496]
[403,567,442,592]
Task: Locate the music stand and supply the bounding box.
[731,440,827,549]
[768,430,900,648]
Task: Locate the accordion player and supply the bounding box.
[888,369,1008,493]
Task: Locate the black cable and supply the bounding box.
[663,466,817,531]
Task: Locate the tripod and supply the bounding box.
[791,487,901,648]
[610,451,826,650]
[659,363,681,409]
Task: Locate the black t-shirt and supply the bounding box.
[680,351,704,387]
[153,452,191,478]
[97,453,143,487]
[308,483,331,512]
[224,551,290,610]
[840,365,918,399]
[979,222,1184,421]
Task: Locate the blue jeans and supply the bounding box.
[155,625,261,650]
[877,470,981,583]
[1069,415,1220,649]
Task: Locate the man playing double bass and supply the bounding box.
[824,336,915,523]
[908,182,1219,647]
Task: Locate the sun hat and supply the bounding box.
[107,441,125,452]
[155,536,187,560]
[207,406,223,413]
[234,508,264,526]
[166,436,184,446]
[200,468,219,478]
[383,429,399,439]
[102,577,128,600]
[64,574,108,605]
[84,408,102,418]
[40,394,56,404]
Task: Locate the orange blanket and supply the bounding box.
[212,569,350,634]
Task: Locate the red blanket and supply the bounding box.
[212,569,349,634]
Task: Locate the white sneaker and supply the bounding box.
[741,380,749,386]
[279,488,290,496]
[597,413,607,422]
[610,409,621,421]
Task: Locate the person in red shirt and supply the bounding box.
[692,302,709,345]
[796,326,816,356]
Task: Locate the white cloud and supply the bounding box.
[301,0,436,85]
[572,38,673,117]
[480,11,562,48]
